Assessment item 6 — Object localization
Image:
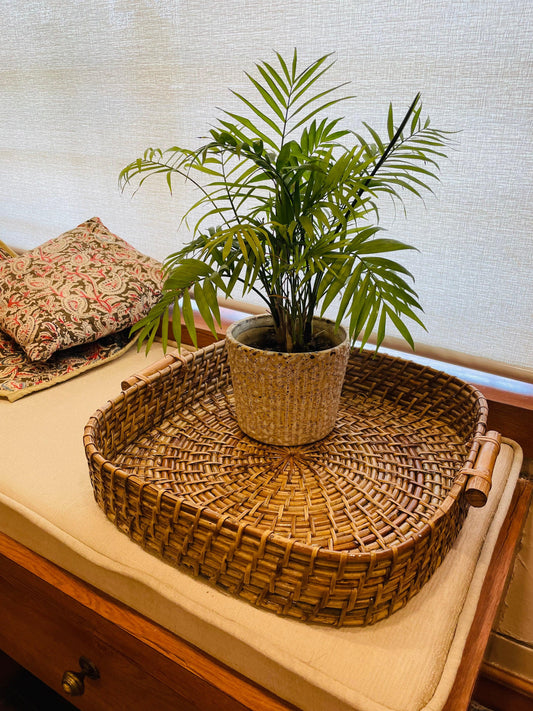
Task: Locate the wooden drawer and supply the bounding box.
[0,555,216,709]
[0,533,295,711]
[0,479,530,711]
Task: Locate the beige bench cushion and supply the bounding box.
[0,344,522,711]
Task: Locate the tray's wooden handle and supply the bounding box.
[462,431,501,508]
[121,349,189,391]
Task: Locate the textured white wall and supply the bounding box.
[0,0,532,375]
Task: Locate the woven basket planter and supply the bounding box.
[84,343,499,627]
[225,315,350,446]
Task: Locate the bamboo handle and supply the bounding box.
[462,431,501,508]
[121,349,189,391]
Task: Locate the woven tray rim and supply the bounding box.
[84,341,488,564]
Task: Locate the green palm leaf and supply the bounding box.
[121,50,452,353]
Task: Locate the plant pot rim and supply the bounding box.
[225,314,348,356]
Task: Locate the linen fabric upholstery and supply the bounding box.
[0,343,522,711]
[0,218,163,361]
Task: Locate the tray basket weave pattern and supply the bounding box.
[84,342,488,626]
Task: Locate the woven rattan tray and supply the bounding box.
[84,341,500,626]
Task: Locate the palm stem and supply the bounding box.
[367,93,421,181]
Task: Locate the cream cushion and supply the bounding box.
[0,344,522,711]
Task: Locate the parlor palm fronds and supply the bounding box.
[120,50,452,353]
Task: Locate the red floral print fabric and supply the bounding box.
[0,218,163,361]
[0,327,136,401]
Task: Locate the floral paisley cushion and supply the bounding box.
[0,218,163,362]
[0,327,137,402]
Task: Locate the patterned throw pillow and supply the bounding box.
[0,217,163,362]
[0,327,137,402]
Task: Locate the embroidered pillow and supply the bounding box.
[0,218,163,362]
[0,327,137,402]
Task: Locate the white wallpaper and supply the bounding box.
[0,0,531,376]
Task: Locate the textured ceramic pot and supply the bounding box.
[225,314,350,446]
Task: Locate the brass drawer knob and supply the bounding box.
[61,656,100,696]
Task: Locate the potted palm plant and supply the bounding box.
[120,50,451,445]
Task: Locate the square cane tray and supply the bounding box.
[84,341,499,627]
